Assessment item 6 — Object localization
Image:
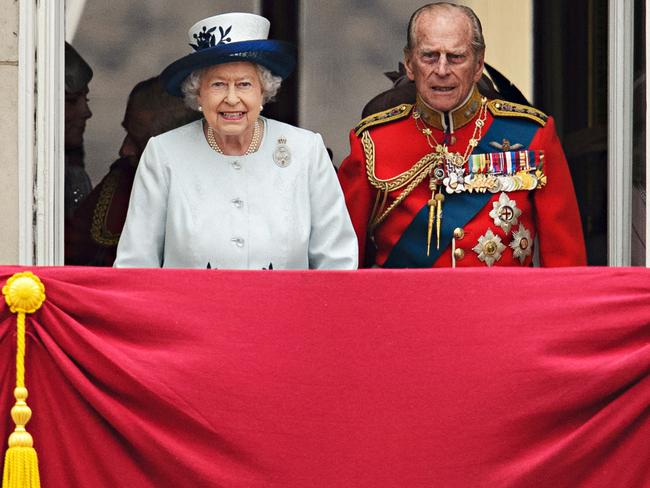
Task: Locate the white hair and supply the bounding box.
[180,64,282,111]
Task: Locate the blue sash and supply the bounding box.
[382,116,540,268]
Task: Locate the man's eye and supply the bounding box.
[448,54,465,63]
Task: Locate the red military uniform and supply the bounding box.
[339,87,586,268]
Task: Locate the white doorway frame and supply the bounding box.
[608,0,633,266]
[646,0,650,266]
[18,0,65,265]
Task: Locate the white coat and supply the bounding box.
[115,118,358,269]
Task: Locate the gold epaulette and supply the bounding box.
[353,104,413,136]
[487,99,548,126]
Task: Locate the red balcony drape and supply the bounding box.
[0,266,648,487]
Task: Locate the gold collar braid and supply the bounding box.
[415,86,483,132]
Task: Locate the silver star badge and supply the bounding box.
[489,192,521,233]
[472,229,506,266]
[509,224,533,264]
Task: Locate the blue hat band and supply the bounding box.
[161,39,297,97]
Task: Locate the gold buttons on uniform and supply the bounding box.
[453,227,464,239]
[453,248,465,260]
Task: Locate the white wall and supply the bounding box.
[465,0,533,101]
[0,0,19,264]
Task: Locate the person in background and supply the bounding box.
[65,42,94,220]
[338,2,586,268]
[114,12,357,269]
[65,77,201,266]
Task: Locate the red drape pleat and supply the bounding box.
[0,266,648,487]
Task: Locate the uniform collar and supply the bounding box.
[415,86,483,132]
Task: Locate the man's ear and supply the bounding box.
[473,53,485,84]
[404,50,416,81]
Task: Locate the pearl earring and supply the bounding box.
[260,105,264,111]
[198,106,203,112]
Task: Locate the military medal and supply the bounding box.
[467,149,546,194]
[510,224,533,264]
[472,229,506,266]
[273,136,291,167]
[442,148,466,194]
[489,192,521,233]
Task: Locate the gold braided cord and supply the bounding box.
[369,187,385,232]
[15,314,26,389]
[370,166,432,231]
[91,170,122,246]
[362,130,440,230]
[362,131,437,192]
[2,272,45,488]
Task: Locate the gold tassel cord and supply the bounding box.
[2,272,45,488]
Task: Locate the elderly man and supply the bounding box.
[339,2,586,268]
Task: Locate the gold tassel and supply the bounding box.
[2,272,45,488]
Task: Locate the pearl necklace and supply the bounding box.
[206,118,263,156]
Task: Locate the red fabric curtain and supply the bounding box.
[0,266,648,487]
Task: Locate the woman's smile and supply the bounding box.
[220,111,247,121]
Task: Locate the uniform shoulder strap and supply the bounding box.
[487,99,548,126]
[353,103,413,136]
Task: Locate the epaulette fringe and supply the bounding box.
[354,104,413,136]
[487,99,547,126]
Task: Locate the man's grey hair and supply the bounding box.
[181,64,282,111]
[405,2,485,58]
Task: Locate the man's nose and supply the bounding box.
[434,55,451,76]
[81,99,92,120]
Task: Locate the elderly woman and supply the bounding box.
[115,13,357,269]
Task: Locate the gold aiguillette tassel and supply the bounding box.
[426,177,438,256]
[435,192,445,249]
[426,196,436,256]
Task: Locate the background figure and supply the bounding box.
[65,42,94,220]
[65,77,201,265]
